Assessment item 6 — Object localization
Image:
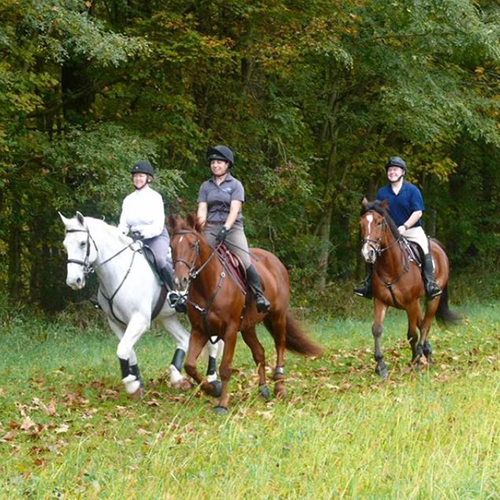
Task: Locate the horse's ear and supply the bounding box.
[381,199,389,210]
[361,197,369,208]
[75,211,86,227]
[58,212,70,227]
[168,214,177,232]
[186,213,196,229]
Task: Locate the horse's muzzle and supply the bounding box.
[361,243,376,264]
[66,276,86,290]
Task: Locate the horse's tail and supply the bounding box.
[270,313,323,357]
[436,284,462,325]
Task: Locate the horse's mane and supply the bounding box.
[169,214,204,238]
[361,200,400,240]
[78,216,132,245]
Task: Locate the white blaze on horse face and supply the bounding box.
[361,214,376,263]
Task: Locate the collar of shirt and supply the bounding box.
[209,172,235,185]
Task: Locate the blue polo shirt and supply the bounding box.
[376,182,425,227]
[198,172,245,226]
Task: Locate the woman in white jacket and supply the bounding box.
[118,161,178,303]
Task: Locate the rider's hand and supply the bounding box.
[131,231,143,241]
[398,225,406,235]
[216,226,229,244]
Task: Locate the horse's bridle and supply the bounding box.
[362,213,400,256]
[65,229,99,276]
[65,228,136,275]
[172,230,219,282]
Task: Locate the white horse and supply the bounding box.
[60,212,221,398]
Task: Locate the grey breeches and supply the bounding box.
[203,223,252,269]
[143,228,172,269]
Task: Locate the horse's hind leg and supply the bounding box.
[241,326,271,400]
[419,297,441,365]
[407,301,423,368]
[160,314,192,390]
[264,314,287,398]
[372,300,388,378]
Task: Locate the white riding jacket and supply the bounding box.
[118,186,165,239]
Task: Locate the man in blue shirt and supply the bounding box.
[354,156,442,299]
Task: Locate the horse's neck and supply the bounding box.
[377,233,405,276]
[93,228,137,284]
[195,241,224,295]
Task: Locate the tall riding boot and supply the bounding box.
[246,264,270,313]
[353,263,374,299]
[422,254,442,299]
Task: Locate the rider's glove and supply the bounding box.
[131,231,143,241]
[216,226,229,244]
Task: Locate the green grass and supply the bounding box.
[1,300,500,499]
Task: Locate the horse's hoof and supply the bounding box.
[209,380,222,398]
[213,405,228,415]
[179,378,192,391]
[274,384,286,399]
[130,386,145,400]
[259,384,271,400]
[375,366,388,378]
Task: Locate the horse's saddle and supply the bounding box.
[401,238,424,267]
[141,244,165,285]
[215,244,248,294]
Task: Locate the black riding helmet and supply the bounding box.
[385,156,407,172]
[130,161,155,177]
[206,145,234,167]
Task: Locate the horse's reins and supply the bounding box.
[65,227,141,326]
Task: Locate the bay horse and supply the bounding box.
[60,212,221,398]
[359,198,460,377]
[168,214,323,415]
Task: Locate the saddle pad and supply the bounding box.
[216,245,247,293]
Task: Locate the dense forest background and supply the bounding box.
[2,0,500,312]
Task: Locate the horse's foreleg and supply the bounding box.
[184,329,221,398]
[241,326,270,399]
[161,315,191,390]
[373,300,388,378]
[205,337,224,382]
[108,319,141,396]
[115,315,149,397]
[214,326,239,414]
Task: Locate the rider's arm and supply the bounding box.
[224,200,242,230]
[197,202,208,226]
[118,200,130,235]
[136,192,165,239]
[401,210,423,233]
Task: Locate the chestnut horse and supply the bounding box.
[168,214,322,414]
[359,199,460,377]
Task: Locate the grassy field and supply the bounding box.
[1,299,499,499]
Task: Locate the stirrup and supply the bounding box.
[255,295,270,313]
[354,283,372,299]
[427,284,442,299]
